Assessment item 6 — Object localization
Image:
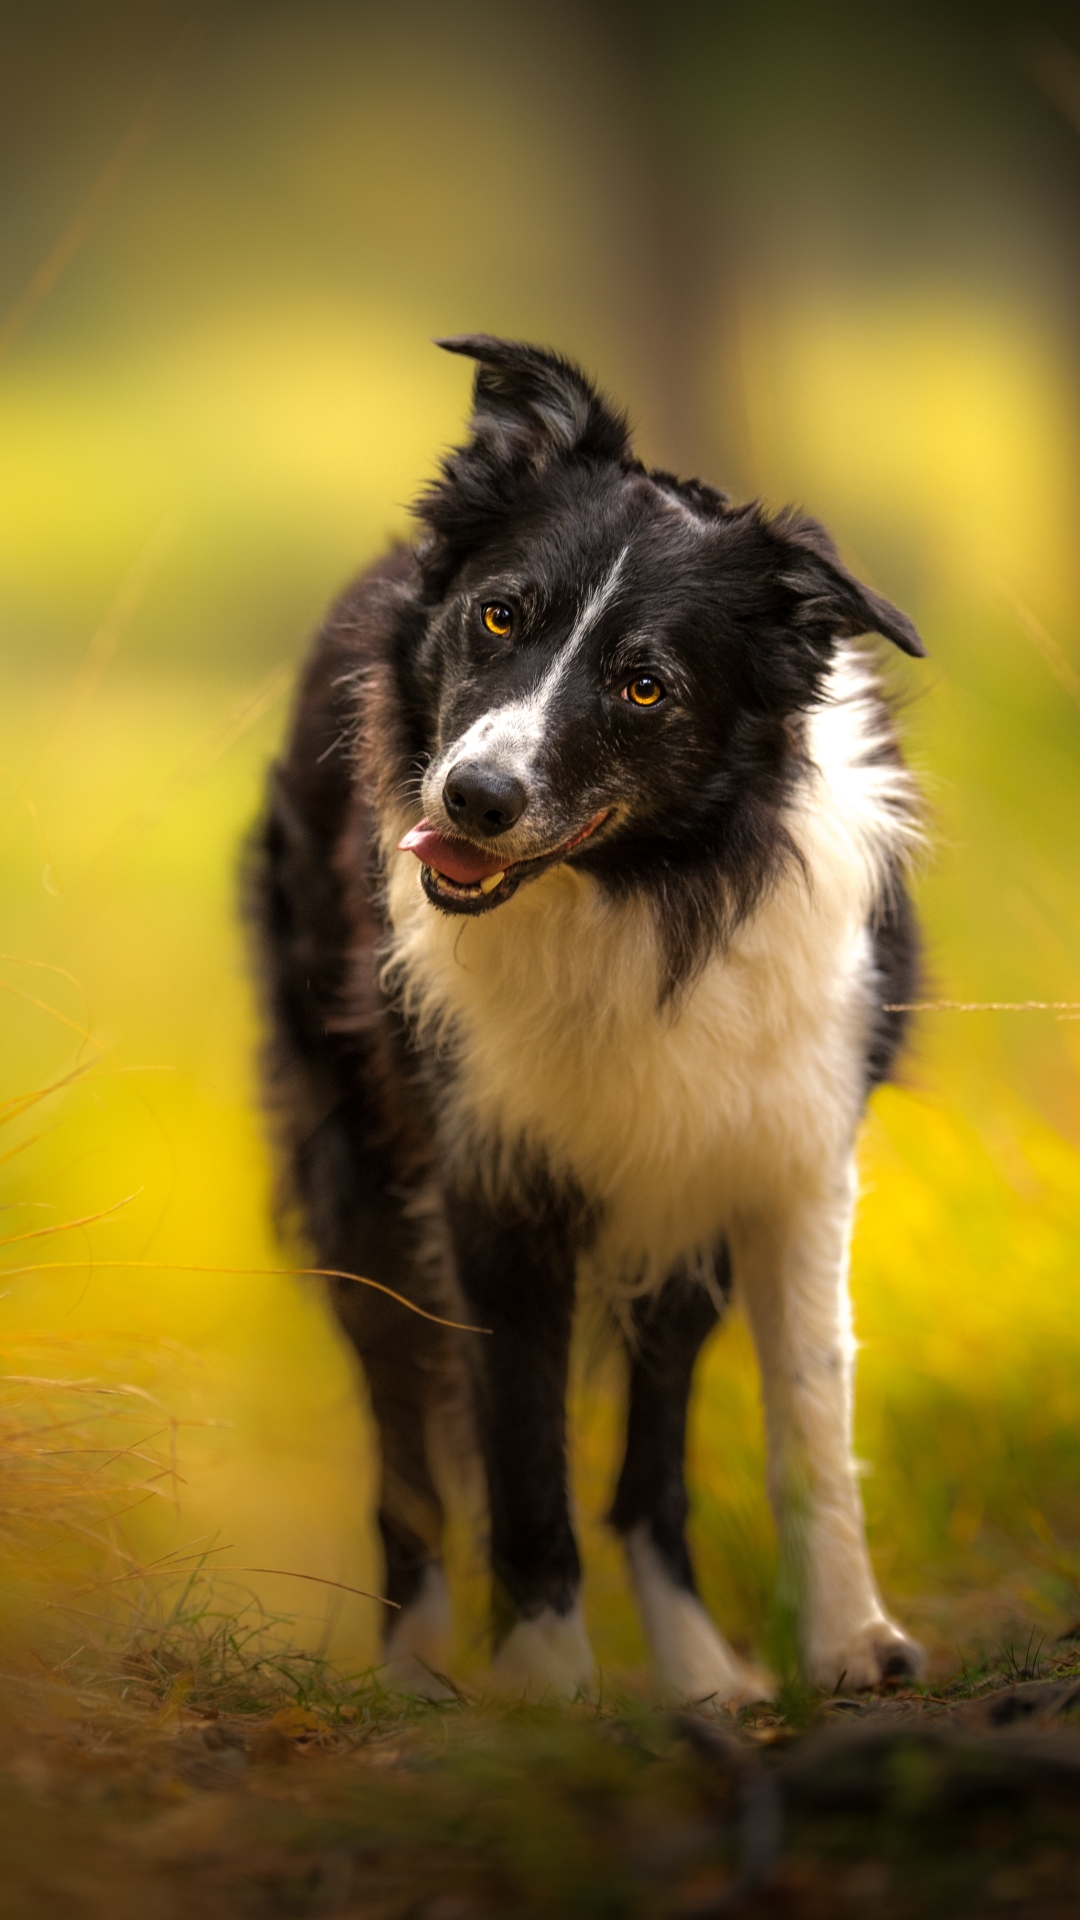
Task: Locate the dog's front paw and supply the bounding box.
[489,1605,598,1702]
[624,1527,772,1708]
[649,1595,773,1710]
[668,1649,775,1714]
[378,1563,454,1697]
[808,1618,925,1693]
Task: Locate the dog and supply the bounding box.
[249,335,927,1704]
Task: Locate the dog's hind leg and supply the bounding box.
[611,1257,772,1707]
[447,1178,596,1702]
[251,763,459,1696]
[300,1105,460,1697]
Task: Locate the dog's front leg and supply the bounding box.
[733,1161,924,1692]
[447,1179,596,1701]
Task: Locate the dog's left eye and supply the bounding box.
[481,603,514,638]
[622,676,665,708]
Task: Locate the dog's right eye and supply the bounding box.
[481,603,513,638]
[623,676,665,707]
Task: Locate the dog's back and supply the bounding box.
[250,337,926,1702]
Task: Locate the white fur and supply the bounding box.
[624,1525,772,1705]
[431,548,629,795]
[489,1604,598,1700]
[379,1563,456,1699]
[563,546,630,653]
[382,647,923,1684]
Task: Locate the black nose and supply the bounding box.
[443,761,527,838]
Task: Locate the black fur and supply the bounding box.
[446,1164,591,1641]
[609,1257,730,1591]
[247,338,924,1677]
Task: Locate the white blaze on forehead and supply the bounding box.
[564,543,630,652]
[439,546,631,781]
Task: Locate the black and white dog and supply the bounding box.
[251,336,927,1704]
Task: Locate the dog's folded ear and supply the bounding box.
[436,335,630,466]
[770,509,925,659]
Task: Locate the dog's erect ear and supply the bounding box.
[435,335,630,467]
[771,510,925,659]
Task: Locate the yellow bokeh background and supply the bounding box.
[2,4,1080,1680]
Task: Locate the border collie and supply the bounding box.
[250,336,927,1704]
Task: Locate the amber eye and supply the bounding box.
[623,676,664,707]
[481,603,513,638]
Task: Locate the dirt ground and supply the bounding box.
[3,1641,1080,1919]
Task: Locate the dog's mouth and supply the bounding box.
[397,810,610,916]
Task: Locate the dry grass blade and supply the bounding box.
[0,1368,179,1623]
[70,1561,396,1608]
[885,999,1080,1013]
[0,1191,141,1249]
[0,1260,491,1334]
[0,978,95,1044]
[225,1569,398,1607]
[996,578,1080,713]
[0,1057,183,1643]
[60,516,180,718]
[92,664,294,861]
[0,1062,95,1125]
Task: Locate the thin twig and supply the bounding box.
[0,1259,491,1334]
[885,1000,1080,1014]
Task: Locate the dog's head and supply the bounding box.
[400,336,923,986]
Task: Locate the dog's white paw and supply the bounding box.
[489,1605,598,1701]
[624,1525,772,1708]
[378,1563,456,1698]
[807,1617,925,1693]
[654,1600,774,1711]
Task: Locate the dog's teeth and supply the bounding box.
[480,871,505,894]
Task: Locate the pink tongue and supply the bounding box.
[397,822,509,884]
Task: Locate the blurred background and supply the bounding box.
[2,0,1080,1680]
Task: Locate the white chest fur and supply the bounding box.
[381,652,917,1284]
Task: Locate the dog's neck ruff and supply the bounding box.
[380,649,919,1284]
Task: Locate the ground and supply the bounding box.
[4,1630,1080,1919]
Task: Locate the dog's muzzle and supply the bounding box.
[398,809,610,916]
